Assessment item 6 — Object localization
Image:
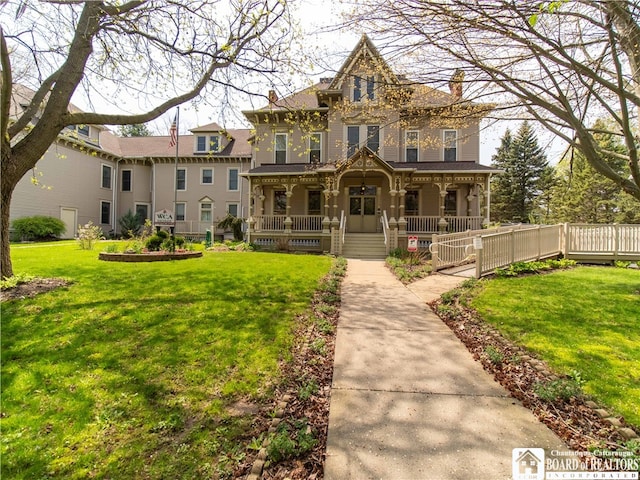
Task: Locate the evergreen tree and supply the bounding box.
[490,121,549,223]
[550,120,640,224]
[118,123,152,137]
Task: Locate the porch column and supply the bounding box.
[389,189,397,224]
[466,185,475,217]
[247,179,255,237]
[322,188,331,234]
[483,177,491,225]
[397,188,407,234]
[331,188,340,225]
[284,191,293,233]
[438,189,449,232]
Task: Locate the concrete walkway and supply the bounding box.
[324,259,566,480]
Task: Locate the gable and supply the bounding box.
[328,34,398,92]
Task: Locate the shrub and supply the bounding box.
[76,221,105,250]
[11,215,66,241]
[118,210,144,238]
[217,213,244,241]
[533,378,582,401]
[145,235,164,251]
[266,419,317,463]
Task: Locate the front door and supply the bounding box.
[348,185,377,232]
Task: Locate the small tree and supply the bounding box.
[76,221,104,250]
[117,123,152,137]
[118,209,143,238]
[217,213,244,241]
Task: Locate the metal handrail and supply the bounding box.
[381,210,389,245]
[339,210,346,246]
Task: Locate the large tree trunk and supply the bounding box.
[1,159,17,279]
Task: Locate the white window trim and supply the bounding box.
[176,167,187,191]
[175,202,187,221]
[199,201,213,222]
[135,203,151,220]
[121,168,133,192]
[196,135,207,152]
[200,167,214,185]
[101,163,112,190]
[227,167,239,192]
[405,130,420,162]
[309,132,322,163]
[443,129,458,162]
[226,202,239,217]
[274,132,288,164]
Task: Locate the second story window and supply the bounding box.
[176,168,186,190]
[228,168,239,191]
[101,164,112,189]
[77,124,89,136]
[366,125,380,154]
[309,133,322,163]
[347,126,359,157]
[406,131,419,162]
[201,168,213,185]
[275,133,287,164]
[444,130,457,162]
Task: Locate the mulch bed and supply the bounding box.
[0,278,70,302]
[429,293,639,455]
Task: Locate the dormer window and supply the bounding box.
[77,125,89,136]
[196,134,220,153]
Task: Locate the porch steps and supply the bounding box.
[342,233,387,259]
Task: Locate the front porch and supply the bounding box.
[247,213,485,256]
[244,148,495,256]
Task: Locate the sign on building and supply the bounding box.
[408,235,418,252]
[154,209,175,227]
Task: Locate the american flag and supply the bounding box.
[168,114,177,147]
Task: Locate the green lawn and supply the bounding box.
[471,266,640,427]
[1,242,332,479]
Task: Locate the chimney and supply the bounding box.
[449,69,464,99]
[268,89,278,106]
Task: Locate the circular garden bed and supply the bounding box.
[98,251,202,262]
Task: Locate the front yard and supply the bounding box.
[1,243,334,479]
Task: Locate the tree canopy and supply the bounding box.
[0,0,297,277]
[342,0,640,201]
[491,121,551,223]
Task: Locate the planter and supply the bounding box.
[98,251,203,262]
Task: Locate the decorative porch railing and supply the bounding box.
[252,215,324,232]
[406,216,483,233]
[565,223,640,260]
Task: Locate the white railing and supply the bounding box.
[252,215,323,232]
[291,215,324,232]
[431,224,534,272]
[565,224,640,259]
[340,211,346,247]
[476,225,563,277]
[175,221,216,233]
[406,216,484,233]
[381,210,389,246]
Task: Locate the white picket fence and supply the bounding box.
[431,223,640,278]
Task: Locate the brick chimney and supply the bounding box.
[268,89,278,106]
[449,69,464,99]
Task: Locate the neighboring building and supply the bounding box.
[10,35,497,256]
[242,35,497,256]
[10,97,251,240]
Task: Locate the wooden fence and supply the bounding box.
[431,223,640,278]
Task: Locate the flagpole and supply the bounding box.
[172,106,179,250]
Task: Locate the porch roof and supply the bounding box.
[244,161,499,176]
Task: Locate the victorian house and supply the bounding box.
[10,35,496,257]
[242,35,497,257]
